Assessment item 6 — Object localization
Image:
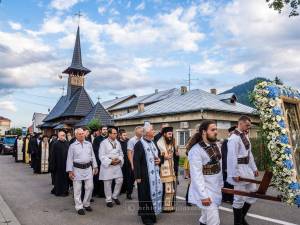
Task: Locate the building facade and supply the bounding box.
[0,116,11,135]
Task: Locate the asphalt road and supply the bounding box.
[0,155,299,225]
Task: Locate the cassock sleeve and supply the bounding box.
[188,146,209,200]
[117,142,124,166]
[227,137,239,178]
[133,142,142,180]
[221,140,228,172]
[99,141,112,168]
[174,147,179,177]
[66,144,74,172]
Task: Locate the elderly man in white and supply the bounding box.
[99,127,124,208]
[66,128,98,215]
[188,120,223,225]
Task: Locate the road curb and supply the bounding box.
[0,194,21,225]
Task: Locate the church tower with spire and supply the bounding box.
[63,26,91,99]
[41,24,113,135]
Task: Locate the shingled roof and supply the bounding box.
[62,26,91,75]
[114,89,256,120]
[76,102,114,127]
[43,87,94,122]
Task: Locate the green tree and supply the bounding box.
[8,128,22,136]
[266,0,300,17]
[87,118,101,131]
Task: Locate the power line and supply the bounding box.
[13,97,51,108]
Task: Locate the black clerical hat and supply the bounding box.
[161,126,173,134]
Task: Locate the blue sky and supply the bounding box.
[0,0,299,127]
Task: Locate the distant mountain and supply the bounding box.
[222,77,270,107]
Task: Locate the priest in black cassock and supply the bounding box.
[92,126,108,197]
[118,129,134,199]
[29,133,41,174]
[134,123,163,225]
[51,130,70,196]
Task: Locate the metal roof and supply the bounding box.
[109,88,178,111]
[114,89,256,120]
[76,102,114,127]
[43,87,94,122]
[216,93,237,101]
[101,94,136,109]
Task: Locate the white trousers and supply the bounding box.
[73,179,93,211]
[103,177,123,202]
[199,204,220,225]
[233,183,257,209]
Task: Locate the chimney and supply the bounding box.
[155,89,159,94]
[180,86,188,95]
[210,88,217,95]
[138,103,145,113]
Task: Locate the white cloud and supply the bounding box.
[0,31,51,54]
[198,1,216,16]
[135,1,145,11]
[50,0,83,10]
[8,21,22,30]
[98,6,106,15]
[0,101,17,113]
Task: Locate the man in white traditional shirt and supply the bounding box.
[99,127,124,208]
[66,128,98,215]
[227,115,259,225]
[188,120,223,225]
[127,126,143,169]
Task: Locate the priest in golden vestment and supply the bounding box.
[156,127,179,212]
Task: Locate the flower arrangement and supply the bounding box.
[253,81,300,207]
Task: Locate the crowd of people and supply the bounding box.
[11,115,258,225]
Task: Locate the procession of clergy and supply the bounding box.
[12,115,258,225]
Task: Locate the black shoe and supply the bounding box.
[90,198,94,202]
[77,209,85,215]
[233,208,243,225]
[242,203,251,225]
[106,202,113,208]
[126,194,132,200]
[200,223,206,225]
[84,206,93,212]
[113,198,121,205]
[186,202,192,207]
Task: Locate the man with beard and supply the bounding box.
[99,127,124,207]
[133,124,162,225]
[227,116,258,225]
[188,120,223,225]
[51,130,70,196]
[66,128,98,215]
[156,126,179,212]
[154,123,169,146]
[118,129,134,200]
[92,126,108,198]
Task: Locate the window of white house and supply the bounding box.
[177,130,191,147]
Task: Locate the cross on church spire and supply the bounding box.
[74,10,83,26]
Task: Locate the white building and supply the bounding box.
[32,113,48,133]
